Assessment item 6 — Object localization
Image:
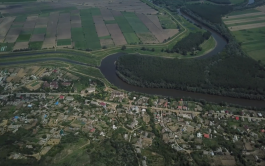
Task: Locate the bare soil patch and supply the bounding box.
[30,34,45,42]
[13,42,28,50]
[224,16,265,24]
[111,10,122,17]
[42,37,56,49]
[5,27,21,43]
[147,15,163,29]
[100,8,115,21]
[163,29,179,39]
[100,38,114,47]
[57,27,71,39]
[223,12,264,20]
[71,22,82,28]
[137,32,159,44]
[93,16,109,37]
[106,24,127,46]
[256,6,265,13]
[0,17,15,42]
[230,22,265,31]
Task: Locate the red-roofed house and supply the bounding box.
[61,82,71,87]
[164,102,168,108]
[235,116,239,121]
[100,102,106,107]
[90,128,95,133]
[204,134,210,139]
[50,81,58,89]
[59,95,64,100]
[178,106,182,110]
[261,129,265,133]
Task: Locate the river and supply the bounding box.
[99,12,265,108]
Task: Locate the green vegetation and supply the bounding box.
[232,28,265,64]
[99,35,111,39]
[71,28,86,49]
[29,41,43,50]
[0,43,14,51]
[104,20,116,24]
[116,54,265,100]
[16,34,31,42]
[33,28,46,34]
[14,15,27,22]
[158,14,178,29]
[186,4,232,23]
[172,31,211,55]
[123,33,140,44]
[57,39,72,46]
[123,12,149,33]
[229,0,244,4]
[39,12,49,17]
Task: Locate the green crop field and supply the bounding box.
[232,28,265,64]
[71,27,85,41]
[0,43,14,51]
[115,16,135,33]
[14,15,27,22]
[227,20,265,27]
[29,41,43,50]
[158,15,178,29]
[123,33,140,44]
[104,20,116,24]
[33,28,46,34]
[123,12,150,33]
[16,34,31,42]
[90,8,101,16]
[99,36,111,39]
[74,40,87,50]
[39,12,49,17]
[57,39,72,46]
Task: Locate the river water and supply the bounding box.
[99,12,265,108]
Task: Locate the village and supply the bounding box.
[0,66,265,166]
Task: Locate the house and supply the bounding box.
[258,113,262,117]
[59,95,64,100]
[50,81,58,89]
[43,81,50,89]
[204,134,210,139]
[61,82,71,87]
[65,96,74,101]
[235,116,239,121]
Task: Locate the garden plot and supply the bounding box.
[35,17,49,28]
[224,17,265,25]
[46,12,59,37]
[93,16,109,37]
[136,13,165,42]
[100,8,114,20]
[106,24,127,46]
[111,10,122,17]
[4,27,22,43]
[147,15,163,29]
[137,32,159,44]
[0,17,15,42]
[42,36,55,48]
[24,16,38,28]
[13,42,28,50]
[223,12,264,20]
[229,22,265,31]
[30,34,45,41]
[100,38,114,47]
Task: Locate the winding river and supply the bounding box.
[99,12,265,108]
[0,11,264,107]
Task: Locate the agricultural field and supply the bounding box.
[223,6,265,64]
[0,0,179,51]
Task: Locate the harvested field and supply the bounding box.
[111,10,122,17]
[147,15,163,29]
[136,13,165,42]
[137,32,159,44]
[24,16,38,28]
[70,15,81,23]
[35,17,48,27]
[46,12,59,37]
[100,8,114,21]
[42,37,55,48]
[0,17,15,42]
[93,16,109,37]
[223,12,264,20]
[30,34,45,41]
[106,24,127,46]
[224,17,265,25]
[229,22,265,31]
[163,29,179,39]
[100,38,114,47]
[5,27,21,43]
[13,41,28,50]
[256,5,265,13]
[71,22,81,28]
[57,27,71,39]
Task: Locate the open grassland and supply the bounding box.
[57,39,72,46]
[29,41,43,50]
[232,28,265,64]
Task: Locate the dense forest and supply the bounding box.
[116,54,265,100]
[172,31,211,55]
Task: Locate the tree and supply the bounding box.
[121,45,126,50]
